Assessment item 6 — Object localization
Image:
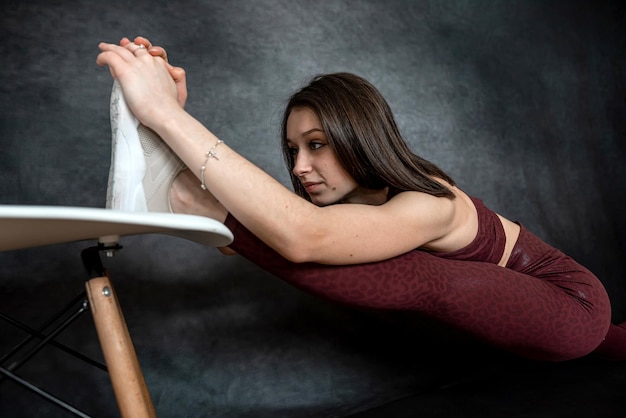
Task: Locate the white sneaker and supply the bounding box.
[106,80,184,212]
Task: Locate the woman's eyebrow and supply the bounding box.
[287,128,325,144]
[302,128,324,137]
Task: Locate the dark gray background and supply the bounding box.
[1,1,625,417]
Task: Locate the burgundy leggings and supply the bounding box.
[224,215,617,361]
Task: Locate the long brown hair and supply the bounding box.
[281,73,455,201]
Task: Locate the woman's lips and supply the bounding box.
[303,182,321,193]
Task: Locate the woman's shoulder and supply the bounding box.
[388,185,479,252]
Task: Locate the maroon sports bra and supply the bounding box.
[428,196,506,265]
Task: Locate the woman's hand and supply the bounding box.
[97,38,182,128]
[122,36,188,108]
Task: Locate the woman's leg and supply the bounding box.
[595,322,626,360]
[224,214,613,362]
[170,168,229,220]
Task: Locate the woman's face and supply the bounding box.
[286,107,384,206]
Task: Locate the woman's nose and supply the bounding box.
[293,151,312,176]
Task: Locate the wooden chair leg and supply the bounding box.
[86,275,156,418]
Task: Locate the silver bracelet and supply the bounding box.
[200,139,224,190]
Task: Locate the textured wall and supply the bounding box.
[1,1,624,416]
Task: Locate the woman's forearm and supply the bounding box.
[156,109,317,261]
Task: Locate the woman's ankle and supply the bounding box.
[169,169,228,222]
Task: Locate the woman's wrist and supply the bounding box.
[156,109,226,181]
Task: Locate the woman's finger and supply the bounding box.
[96,46,128,76]
[123,41,149,56]
[133,36,153,49]
[120,36,168,62]
[148,46,168,62]
[167,64,188,107]
[98,42,136,63]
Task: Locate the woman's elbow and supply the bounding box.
[268,225,326,263]
[278,244,315,264]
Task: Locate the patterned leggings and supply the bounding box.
[224,215,621,361]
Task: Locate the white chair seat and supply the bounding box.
[0,205,233,252]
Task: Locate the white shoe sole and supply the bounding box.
[106,81,184,212]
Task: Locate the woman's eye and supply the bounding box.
[309,142,325,151]
[289,147,298,156]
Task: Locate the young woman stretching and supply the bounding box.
[96,36,625,362]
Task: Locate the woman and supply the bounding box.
[97,36,625,362]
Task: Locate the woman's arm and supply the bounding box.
[96,41,460,264]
